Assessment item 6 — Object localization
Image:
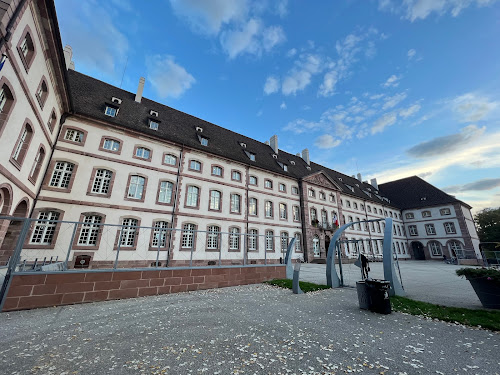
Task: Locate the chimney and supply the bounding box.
[296,153,300,157]
[301,148,310,165]
[370,178,378,190]
[270,135,278,154]
[63,45,75,70]
[357,173,362,182]
[135,77,145,103]
[265,141,270,146]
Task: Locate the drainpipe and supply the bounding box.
[298,179,308,262]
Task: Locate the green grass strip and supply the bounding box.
[263,278,330,293]
[391,295,500,331]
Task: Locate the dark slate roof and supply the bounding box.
[378,176,469,210]
[67,70,400,209]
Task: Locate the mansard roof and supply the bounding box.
[67,70,398,209]
[378,176,469,210]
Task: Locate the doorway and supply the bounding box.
[0,200,28,265]
[411,241,425,260]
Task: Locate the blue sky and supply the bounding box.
[54,0,500,213]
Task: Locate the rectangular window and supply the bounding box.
[422,211,431,218]
[405,213,414,219]
[186,186,199,207]
[0,89,6,113]
[103,139,120,151]
[105,106,117,117]
[280,233,289,253]
[152,221,168,247]
[425,224,436,235]
[12,127,29,161]
[120,218,138,247]
[164,154,177,166]
[29,148,45,182]
[78,215,102,246]
[444,222,456,234]
[249,198,257,216]
[229,227,240,250]
[92,169,112,194]
[200,137,209,146]
[265,230,274,251]
[231,194,241,213]
[279,203,287,219]
[212,166,222,176]
[249,176,257,185]
[158,181,173,203]
[127,175,145,199]
[189,160,201,171]
[408,225,418,236]
[293,206,300,221]
[294,234,301,252]
[292,186,299,195]
[30,211,60,244]
[207,226,220,249]
[265,201,273,217]
[20,38,29,57]
[248,153,256,161]
[264,179,272,189]
[248,229,258,251]
[49,161,74,188]
[135,147,151,159]
[232,171,241,181]
[181,223,195,248]
[209,190,221,210]
[149,120,159,130]
[279,183,286,192]
[440,208,451,216]
[64,129,83,143]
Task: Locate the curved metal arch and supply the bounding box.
[326,217,405,296]
[284,237,297,279]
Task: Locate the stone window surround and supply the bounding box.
[28,143,46,185]
[10,118,34,171]
[249,175,258,186]
[148,220,171,251]
[59,125,88,146]
[162,152,179,167]
[86,167,116,198]
[47,108,57,133]
[248,197,258,216]
[17,24,37,72]
[179,222,198,251]
[98,135,123,155]
[0,77,17,138]
[205,224,221,252]
[184,184,201,209]
[231,169,242,182]
[35,76,49,109]
[72,212,107,251]
[211,164,224,178]
[155,180,175,206]
[264,179,273,190]
[23,208,65,249]
[132,145,153,162]
[42,159,79,193]
[228,225,242,252]
[208,189,223,212]
[230,193,242,215]
[113,216,142,250]
[188,159,203,173]
[124,173,148,203]
[247,228,259,251]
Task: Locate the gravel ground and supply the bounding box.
[299,261,483,309]
[1,284,499,374]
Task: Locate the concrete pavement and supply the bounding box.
[1,284,498,374]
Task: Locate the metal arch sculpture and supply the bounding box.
[326,217,405,296]
[284,237,297,280]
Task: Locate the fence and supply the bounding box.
[482,250,500,267]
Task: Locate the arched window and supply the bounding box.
[248,229,258,251]
[181,223,196,248]
[294,233,301,252]
[158,181,173,204]
[152,221,169,248]
[134,146,151,160]
[18,29,36,70]
[49,161,75,189]
[313,236,320,257]
[449,240,463,256]
[11,123,33,167]
[249,198,257,216]
[280,232,289,254]
[209,190,222,210]
[265,230,274,251]
[47,110,57,132]
[120,218,139,247]
[127,175,146,200]
[231,194,241,213]
[78,215,103,246]
[30,211,60,244]
[91,169,113,195]
[36,78,48,108]
[163,154,177,166]
[265,201,273,217]
[29,146,45,183]
[186,186,199,207]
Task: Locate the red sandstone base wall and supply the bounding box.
[2,266,285,312]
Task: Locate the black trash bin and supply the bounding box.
[365,279,391,314]
[356,281,370,310]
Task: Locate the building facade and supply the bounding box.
[0,0,481,268]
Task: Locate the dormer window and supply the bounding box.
[338,177,343,181]
[246,151,256,161]
[290,161,295,165]
[150,110,158,117]
[306,166,311,170]
[105,105,117,117]
[199,135,209,146]
[277,162,288,171]
[111,97,122,105]
[345,184,354,193]
[149,119,159,130]
[240,142,246,148]
[272,154,278,159]
[196,126,203,132]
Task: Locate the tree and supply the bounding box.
[474,208,500,250]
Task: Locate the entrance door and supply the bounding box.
[411,241,425,260]
[0,200,28,265]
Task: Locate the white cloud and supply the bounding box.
[382,92,407,110]
[451,93,499,122]
[281,54,323,95]
[275,0,289,18]
[286,48,297,58]
[280,101,287,110]
[220,18,261,59]
[146,55,195,99]
[382,74,401,88]
[399,103,421,118]
[256,109,263,117]
[371,112,397,134]
[169,0,248,35]
[283,118,322,134]
[262,25,286,51]
[263,76,280,95]
[318,70,338,97]
[315,134,341,149]
[378,0,499,22]
[407,48,416,60]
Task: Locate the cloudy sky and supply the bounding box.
[54,0,500,213]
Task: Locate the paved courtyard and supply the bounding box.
[299,260,483,309]
[1,284,498,374]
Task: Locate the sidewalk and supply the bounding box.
[1,284,498,374]
[299,260,483,309]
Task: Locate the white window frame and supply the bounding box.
[230,194,241,213]
[127,175,145,199]
[135,147,151,159]
[49,161,74,188]
[120,218,138,247]
[64,129,83,143]
[181,223,195,248]
[78,215,102,246]
[158,181,173,203]
[186,186,199,207]
[103,139,120,152]
[152,221,169,248]
[105,106,117,117]
[164,154,177,166]
[209,190,221,210]
[425,223,436,235]
[92,169,112,194]
[30,211,60,244]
